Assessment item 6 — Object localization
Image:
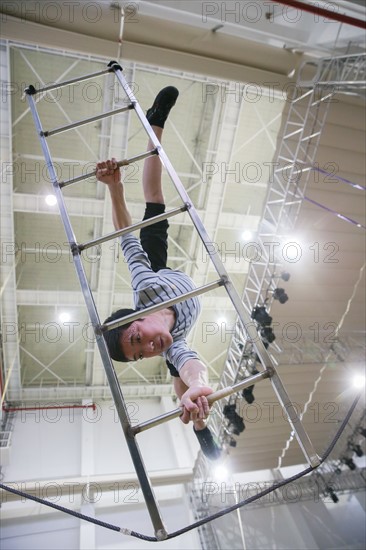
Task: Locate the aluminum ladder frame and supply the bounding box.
[25,60,320,540]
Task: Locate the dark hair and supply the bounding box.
[103,308,137,362]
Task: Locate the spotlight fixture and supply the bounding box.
[223,403,237,420]
[230,422,245,436]
[251,306,272,327]
[359,427,366,438]
[326,486,339,503]
[351,444,364,457]
[223,404,245,435]
[343,457,356,470]
[229,437,237,448]
[260,326,276,344]
[273,288,289,304]
[242,385,255,404]
[280,271,290,282]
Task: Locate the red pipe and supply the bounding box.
[271,0,366,29]
[0,351,96,414]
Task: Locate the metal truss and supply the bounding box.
[191,467,365,515]
[190,52,366,547]
[299,52,366,98]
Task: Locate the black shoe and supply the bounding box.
[146,86,179,128]
[194,426,222,460]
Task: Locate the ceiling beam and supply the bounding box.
[0,467,194,503]
[13,192,259,230]
[1,14,292,85]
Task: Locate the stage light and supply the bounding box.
[223,403,237,419]
[273,288,289,304]
[241,230,253,240]
[326,486,339,503]
[359,427,366,438]
[351,444,364,457]
[45,194,57,206]
[59,312,71,323]
[230,422,245,436]
[242,385,255,404]
[229,437,237,448]
[223,404,245,435]
[352,374,365,389]
[251,306,272,327]
[272,271,291,282]
[213,465,229,481]
[280,271,290,282]
[343,457,356,470]
[260,326,276,343]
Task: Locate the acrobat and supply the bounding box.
[96,87,221,460]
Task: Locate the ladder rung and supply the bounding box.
[102,279,226,332]
[41,105,134,137]
[59,148,159,187]
[79,205,188,251]
[132,371,269,434]
[24,68,114,96]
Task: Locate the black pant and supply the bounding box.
[140,202,180,378]
[140,202,169,271]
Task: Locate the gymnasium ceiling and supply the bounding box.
[1,0,365,472]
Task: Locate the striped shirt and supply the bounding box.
[120,234,201,372]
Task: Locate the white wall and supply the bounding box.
[0,398,201,550]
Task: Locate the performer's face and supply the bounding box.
[120,316,173,361]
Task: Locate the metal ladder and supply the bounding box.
[25,60,320,540]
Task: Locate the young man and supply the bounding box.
[96,87,221,460]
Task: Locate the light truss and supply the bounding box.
[192,467,366,515]
[299,52,366,96]
[190,51,366,545]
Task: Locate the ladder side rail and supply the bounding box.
[112,65,320,467]
[25,90,168,540]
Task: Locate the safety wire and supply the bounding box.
[0,391,361,542]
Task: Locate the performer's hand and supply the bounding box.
[96,158,121,187]
[180,386,213,424]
